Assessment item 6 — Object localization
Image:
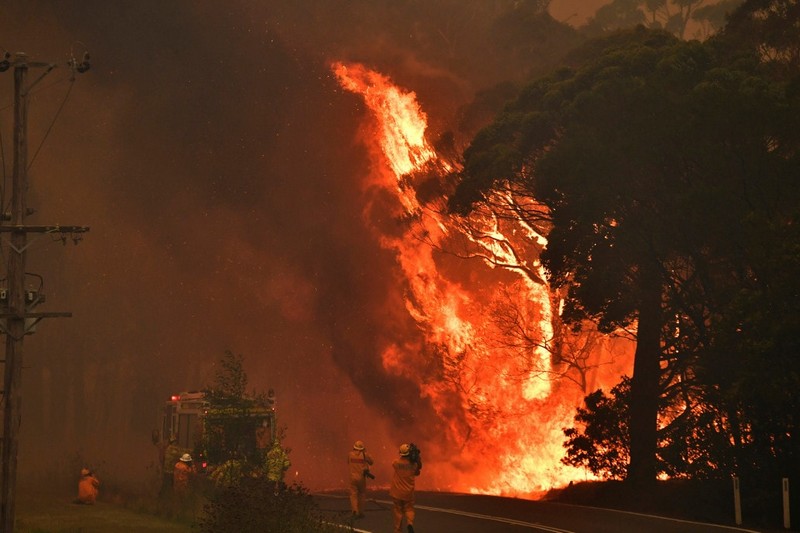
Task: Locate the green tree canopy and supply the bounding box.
[203,351,277,470]
[450,24,800,482]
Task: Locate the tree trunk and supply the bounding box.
[627,264,663,485]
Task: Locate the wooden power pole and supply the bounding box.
[0,52,89,533]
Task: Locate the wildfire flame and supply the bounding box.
[333,62,632,496]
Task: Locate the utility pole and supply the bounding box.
[0,51,89,533]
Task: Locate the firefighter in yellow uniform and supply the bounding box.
[209,457,246,488]
[347,440,374,518]
[266,440,291,491]
[390,443,420,533]
[161,437,183,496]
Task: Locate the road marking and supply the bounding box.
[315,493,570,532]
[316,492,760,533]
[314,494,374,532]
[376,499,574,532]
[324,523,371,533]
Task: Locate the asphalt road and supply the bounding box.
[314,490,769,533]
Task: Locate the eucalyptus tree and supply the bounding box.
[694,0,800,479]
[582,0,744,40]
[450,22,800,482]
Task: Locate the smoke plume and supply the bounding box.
[0,0,612,494]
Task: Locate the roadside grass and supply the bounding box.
[14,473,200,533]
[14,476,351,533]
[15,494,194,533]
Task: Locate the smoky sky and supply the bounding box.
[0,0,604,492]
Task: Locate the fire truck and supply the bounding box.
[155,389,277,471]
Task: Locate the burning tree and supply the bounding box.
[450,16,800,485]
[440,196,621,395]
[333,59,635,494]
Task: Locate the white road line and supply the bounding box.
[375,499,574,532]
[314,494,374,532]
[323,523,371,533]
[316,493,761,533]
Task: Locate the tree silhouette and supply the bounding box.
[202,351,275,470]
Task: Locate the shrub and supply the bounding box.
[197,478,347,533]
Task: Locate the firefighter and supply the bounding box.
[266,440,291,492]
[390,443,420,533]
[173,453,195,497]
[161,437,183,496]
[76,467,100,504]
[209,454,246,488]
[347,440,374,518]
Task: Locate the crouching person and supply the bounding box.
[76,468,100,504]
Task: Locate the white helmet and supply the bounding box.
[399,443,410,456]
[353,440,365,451]
[180,453,193,462]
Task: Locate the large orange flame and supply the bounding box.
[333,62,633,496]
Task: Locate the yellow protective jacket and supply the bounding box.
[389,457,420,501]
[209,459,245,488]
[348,449,374,481]
[266,443,291,482]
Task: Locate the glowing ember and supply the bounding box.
[333,61,633,496]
